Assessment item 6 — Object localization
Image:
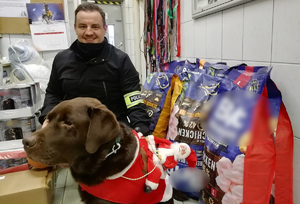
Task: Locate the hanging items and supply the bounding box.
[144,0,180,73]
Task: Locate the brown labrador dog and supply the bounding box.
[23,97,174,204]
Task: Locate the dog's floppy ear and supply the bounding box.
[85,103,121,154]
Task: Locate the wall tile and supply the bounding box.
[206,12,222,59]
[130,54,136,67]
[293,137,300,203]
[124,23,130,40]
[205,58,222,64]
[222,5,243,60]
[56,168,68,189]
[131,39,136,56]
[65,169,77,187]
[122,0,128,8]
[180,0,192,23]
[128,0,133,8]
[63,185,82,203]
[125,39,131,54]
[186,57,198,63]
[128,23,134,40]
[272,0,300,64]
[180,21,195,58]
[242,60,271,66]
[127,6,133,24]
[122,6,129,26]
[270,63,300,138]
[194,16,207,59]
[243,0,273,62]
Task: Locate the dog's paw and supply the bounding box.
[144,185,153,194]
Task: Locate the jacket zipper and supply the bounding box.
[103,81,108,99]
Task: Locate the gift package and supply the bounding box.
[141,59,294,204]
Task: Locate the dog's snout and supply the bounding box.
[23,135,37,148]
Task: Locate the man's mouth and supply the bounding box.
[85,38,96,42]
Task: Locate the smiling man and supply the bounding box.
[74,4,107,44]
[39,2,151,136]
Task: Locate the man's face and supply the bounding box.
[74,10,107,43]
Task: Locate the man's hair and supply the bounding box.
[75,3,106,26]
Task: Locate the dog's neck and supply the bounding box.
[70,125,138,186]
[105,136,122,159]
[106,134,140,179]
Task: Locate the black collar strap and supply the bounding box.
[105,136,122,158]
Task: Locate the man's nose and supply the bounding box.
[85,27,93,35]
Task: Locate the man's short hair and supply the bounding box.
[75,2,106,26]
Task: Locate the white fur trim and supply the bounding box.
[160,175,173,202]
[137,132,143,138]
[107,136,140,180]
[145,180,159,190]
[146,135,156,153]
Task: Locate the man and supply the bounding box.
[39,2,151,135]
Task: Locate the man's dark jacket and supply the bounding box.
[39,39,150,134]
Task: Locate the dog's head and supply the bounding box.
[23,97,121,166]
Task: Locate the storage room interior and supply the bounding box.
[0,0,299,203]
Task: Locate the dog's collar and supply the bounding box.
[106,135,140,180]
[105,137,122,159]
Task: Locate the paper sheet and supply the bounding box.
[26,3,68,51]
[0,0,30,18]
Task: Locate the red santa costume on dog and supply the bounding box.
[80,130,197,204]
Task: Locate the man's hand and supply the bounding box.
[42,119,49,128]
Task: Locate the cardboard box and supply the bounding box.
[0,169,56,204]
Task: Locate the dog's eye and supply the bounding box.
[64,121,72,126]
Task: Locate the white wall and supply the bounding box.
[122,0,146,83]
[177,0,300,202]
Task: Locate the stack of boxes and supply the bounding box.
[0,63,56,204]
[0,64,42,174]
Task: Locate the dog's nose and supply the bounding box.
[22,135,37,148]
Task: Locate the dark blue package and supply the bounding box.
[205,91,259,161]
[141,72,174,131]
[203,62,231,78]
[201,65,275,204]
[218,65,272,94]
[171,73,220,170]
[161,60,185,75]
[167,73,220,198]
[162,59,205,76]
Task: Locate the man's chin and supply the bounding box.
[79,38,102,44]
[58,163,70,168]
